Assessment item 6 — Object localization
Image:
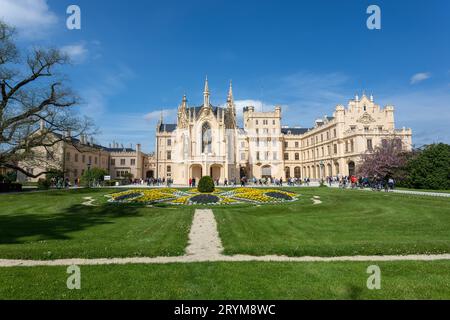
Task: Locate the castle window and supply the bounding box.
[111,159,115,166]
[120,159,125,165]
[131,159,136,166]
[167,139,171,146]
[284,153,289,160]
[367,139,373,151]
[295,153,299,160]
[167,165,171,173]
[363,105,367,111]
[201,122,212,153]
[167,151,171,160]
[295,141,299,148]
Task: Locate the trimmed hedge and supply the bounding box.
[0,182,22,193]
[197,176,215,193]
[37,178,51,190]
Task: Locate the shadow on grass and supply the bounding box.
[0,203,143,244]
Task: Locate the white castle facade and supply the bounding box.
[155,78,412,184]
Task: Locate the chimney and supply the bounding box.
[136,143,141,152]
[90,137,94,145]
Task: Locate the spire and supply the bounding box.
[181,94,187,109]
[227,80,233,103]
[203,75,210,107]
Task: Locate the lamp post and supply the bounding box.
[87,162,91,188]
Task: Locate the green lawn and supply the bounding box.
[0,189,193,259]
[1,261,449,299]
[214,188,450,256]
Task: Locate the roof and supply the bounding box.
[158,123,177,132]
[281,127,310,135]
[105,147,136,152]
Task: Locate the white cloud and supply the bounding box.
[61,43,88,63]
[0,0,58,39]
[410,72,431,84]
[144,108,177,122]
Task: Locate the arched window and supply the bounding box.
[285,167,290,178]
[294,167,301,178]
[202,122,212,153]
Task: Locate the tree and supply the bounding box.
[0,20,94,178]
[81,167,108,187]
[403,143,450,190]
[357,138,409,181]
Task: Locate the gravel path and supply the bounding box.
[1,254,450,267]
[185,209,223,258]
[1,208,450,267]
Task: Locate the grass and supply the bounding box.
[214,188,450,257]
[0,189,193,259]
[1,261,449,299]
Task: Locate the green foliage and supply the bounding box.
[46,170,64,181]
[0,171,17,183]
[37,178,51,190]
[402,143,450,190]
[197,176,215,193]
[80,167,108,187]
[104,179,120,187]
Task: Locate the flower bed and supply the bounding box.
[109,187,298,205]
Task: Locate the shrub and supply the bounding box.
[0,182,22,193]
[197,176,215,193]
[80,167,108,187]
[104,179,120,187]
[37,178,51,190]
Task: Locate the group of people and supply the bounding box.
[336,175,396,191]
[129,177,174,187]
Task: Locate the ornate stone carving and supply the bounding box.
[357,112,376,124]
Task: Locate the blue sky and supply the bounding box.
[1,0,449,151]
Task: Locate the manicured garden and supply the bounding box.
[1,186,450,299]
[109,187,298,205]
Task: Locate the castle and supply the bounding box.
[155,78,412,184]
